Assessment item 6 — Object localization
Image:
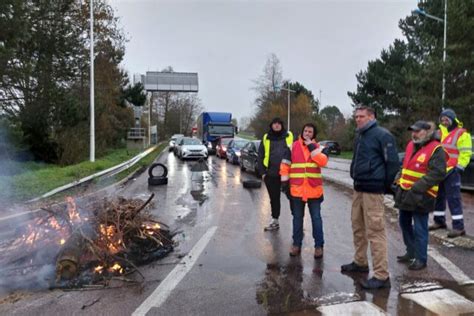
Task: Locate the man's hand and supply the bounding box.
[281,181,291,199]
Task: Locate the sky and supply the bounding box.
[108,0,417,121]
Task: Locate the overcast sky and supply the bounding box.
[109,0,416,121]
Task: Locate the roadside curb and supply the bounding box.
[323,175,474,250]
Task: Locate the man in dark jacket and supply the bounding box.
[258,117,293,231]
[394,121,446,270]
[341,106,399,290]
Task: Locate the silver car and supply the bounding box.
[169,134,185,152]
[176,137,208,160]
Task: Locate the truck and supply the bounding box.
[196,112,234,153]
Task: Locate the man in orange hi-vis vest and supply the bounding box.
[393,121,446,271]
[280,123,328,260]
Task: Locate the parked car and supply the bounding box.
[216,137,233,159]
[318,140,341,155]
[240,140,261,176]
[173,136,185,156]
[176,137,208,160]
[169,134,184,152]
[226,139,249,165]
[398,137,474,191]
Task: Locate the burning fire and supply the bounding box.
[66,196,81,224]
[98,224,123,254]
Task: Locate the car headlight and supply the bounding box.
[223,147,227,152]
[207,143,212,149]
[183,148,189,152]
[236,152,241,157]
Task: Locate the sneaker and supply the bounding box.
[340,261,369,273]
[429,223,447,231]
[408,259,427,270]
[361,277,391,289]
[264,218,279,231]
[397,253,415,263]
[289,246,301,257]
[447,229,466,238]
[314,247,323,259]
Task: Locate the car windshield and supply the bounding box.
[183,138,202,145]
[233,140,248,148]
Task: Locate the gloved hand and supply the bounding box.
[281,181,291,199]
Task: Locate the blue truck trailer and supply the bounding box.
[196,112,234,153]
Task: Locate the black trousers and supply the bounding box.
[264,175,281,219]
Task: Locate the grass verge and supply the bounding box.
[0,145,165,203]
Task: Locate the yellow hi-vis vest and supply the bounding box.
[262,131,293,167]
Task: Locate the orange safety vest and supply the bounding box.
[441,127,466,170]
[399,140,441,198]
[289,141,322,187]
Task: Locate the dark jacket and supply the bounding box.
[394,139,447,213]
[258,129,290,177]
[350,120,399,193]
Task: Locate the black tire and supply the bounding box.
[243,179,262,189]
[148,163,168,178]
[148,177,168,186]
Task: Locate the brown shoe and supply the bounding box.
[289,246,301,257]
[314,247,323,259]
[428,223,447,231]
[447,229,466,238]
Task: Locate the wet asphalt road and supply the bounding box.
[0,151,473,315]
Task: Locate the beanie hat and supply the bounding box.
[440,108,456,122]
[269,117,285,129]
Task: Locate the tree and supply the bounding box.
[320,105,344,133]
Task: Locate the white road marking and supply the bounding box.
[428,246,473,284]
[402,289,474,315]
[317,301,387,315]
[132,226,218,316]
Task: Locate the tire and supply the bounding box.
[148,177,168,185]
[243,179,262,189]
[148,163,168,178]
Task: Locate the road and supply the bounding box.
[0,152,473,315]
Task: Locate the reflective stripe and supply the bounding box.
[281,175,289,181]
[433,211,445,216]
[289,173,322,178]
[291,162,318,168]
[402,169,425,178]
[452,215,464,220]
[458,147,472,151]
[281,159,291,165]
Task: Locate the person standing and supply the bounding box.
[430,109,472,237]
[258,117,294,231]
[394,121,446,270]
[340,106,399,289]
[280,123,328,258]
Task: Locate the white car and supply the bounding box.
[177,137,208,160]
[168,134,185,152]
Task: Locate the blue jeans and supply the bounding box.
[290,197,324,248]
[434,169,464,230]
[399,210,429,264]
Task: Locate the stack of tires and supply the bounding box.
[148,163,168,185]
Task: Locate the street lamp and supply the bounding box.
[413,0,447,109]
[90,0,95,162]
[275,85,296,131]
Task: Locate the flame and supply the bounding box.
[66,196,81,223]
[99,224,122,254]
[94,265,104,274]
[109,263,124,274]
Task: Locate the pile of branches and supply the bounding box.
[0,194,174,290]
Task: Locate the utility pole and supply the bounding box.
[89,0,95,162]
